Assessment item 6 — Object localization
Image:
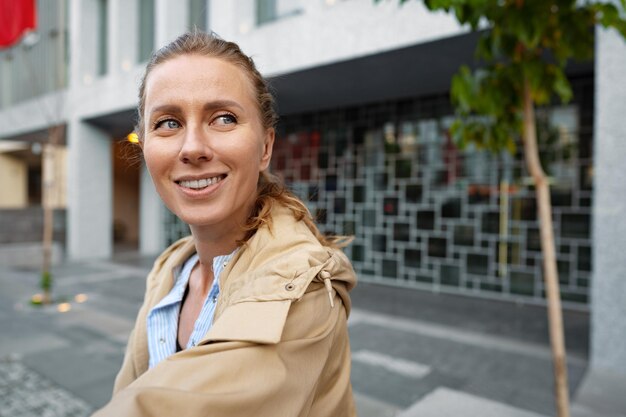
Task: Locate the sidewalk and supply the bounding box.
[0,253,618,417]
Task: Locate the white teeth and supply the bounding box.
[179,176,223,189]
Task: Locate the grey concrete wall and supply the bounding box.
[211,0,464,76]
[592,27,626,375]
[0,208,66,244]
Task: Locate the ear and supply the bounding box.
[259,128,275,171]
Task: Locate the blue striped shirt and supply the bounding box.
[146,250,236,368]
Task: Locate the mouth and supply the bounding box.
[175,174,227,190]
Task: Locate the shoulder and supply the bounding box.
[210,206,356,342]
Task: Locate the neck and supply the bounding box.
[187,224,241,296]
[190,223,242,267]
[188,194,256,274]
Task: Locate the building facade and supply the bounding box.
[1,1,625,372]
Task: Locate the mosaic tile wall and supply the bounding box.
[272,76,594,306]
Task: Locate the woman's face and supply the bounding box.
[142,55,274,234]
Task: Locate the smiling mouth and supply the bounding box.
[176,175,227,190]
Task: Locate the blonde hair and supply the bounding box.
[137,31,349,248]
[240,172,352,248]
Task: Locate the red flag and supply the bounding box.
[0,0,37,48]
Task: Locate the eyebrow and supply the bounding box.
[149,100,244,117]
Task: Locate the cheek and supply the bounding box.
[143,142,169,178]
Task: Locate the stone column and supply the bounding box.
[139,164,166,255]
[575,27,626,414]
[591,27,626,377]
[66,119,112,259]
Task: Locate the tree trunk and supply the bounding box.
[41,126,60,304]
[522,79,570,417]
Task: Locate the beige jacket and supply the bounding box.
[93,207,357,417]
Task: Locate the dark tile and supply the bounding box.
[382,259,398,278]
[467,253,489,275]
[325,175,338,192]
[384,198,399,216]
[577,245,591,272]
[404,249,421,268]
[406,184,422,202]
[395,159,412,178]
[562,213,590,239]
[334,197,346,214]
[481,212,499,234]
[441,264,460,287]
[441,198,462,218]
[363,209,377,227]
[372,234,386,252]
[428,237,447,258]
[510,271,535,296]
[351,244,364,262]
[454,225,474,246]
[393,222,411,242]
[417,211,435,230]
[353,185,366,203]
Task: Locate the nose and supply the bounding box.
[178,123,213,164]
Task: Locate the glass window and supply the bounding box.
[188,0,208,31]
[256,0,277,25]
[0,55,11,108]
[138,0,155,63]
[256,0,302,26]
[97,0,108,75]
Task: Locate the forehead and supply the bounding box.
[144,55,255,108]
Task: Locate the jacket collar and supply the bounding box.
[147,206,356,345]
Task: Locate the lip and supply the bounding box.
[173,173,227,182]
[173,173,228,198]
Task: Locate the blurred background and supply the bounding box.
[0,1,624,416]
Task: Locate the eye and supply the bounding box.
[154,118,181,130]
[212,113,237,126]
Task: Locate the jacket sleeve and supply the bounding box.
[92,285,355,417]
[111,261,165,393]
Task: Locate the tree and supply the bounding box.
[399,1,626,416]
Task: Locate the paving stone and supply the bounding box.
[349,320,587,416]
[399,387,549,417]
[0,358,91,417]
[573,369,626,417]
[352,357,426,408]
[354,391,401,417]
[22,345,123,407]
[0,256,606,417]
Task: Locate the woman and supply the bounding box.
[93,31,357,417]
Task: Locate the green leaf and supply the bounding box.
[553,68,573,103]
[411,0,625,154]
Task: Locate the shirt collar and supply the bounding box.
[152,248,238,311]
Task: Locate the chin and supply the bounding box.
[174,206,244,230]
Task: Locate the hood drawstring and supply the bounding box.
[319,270,335,308]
